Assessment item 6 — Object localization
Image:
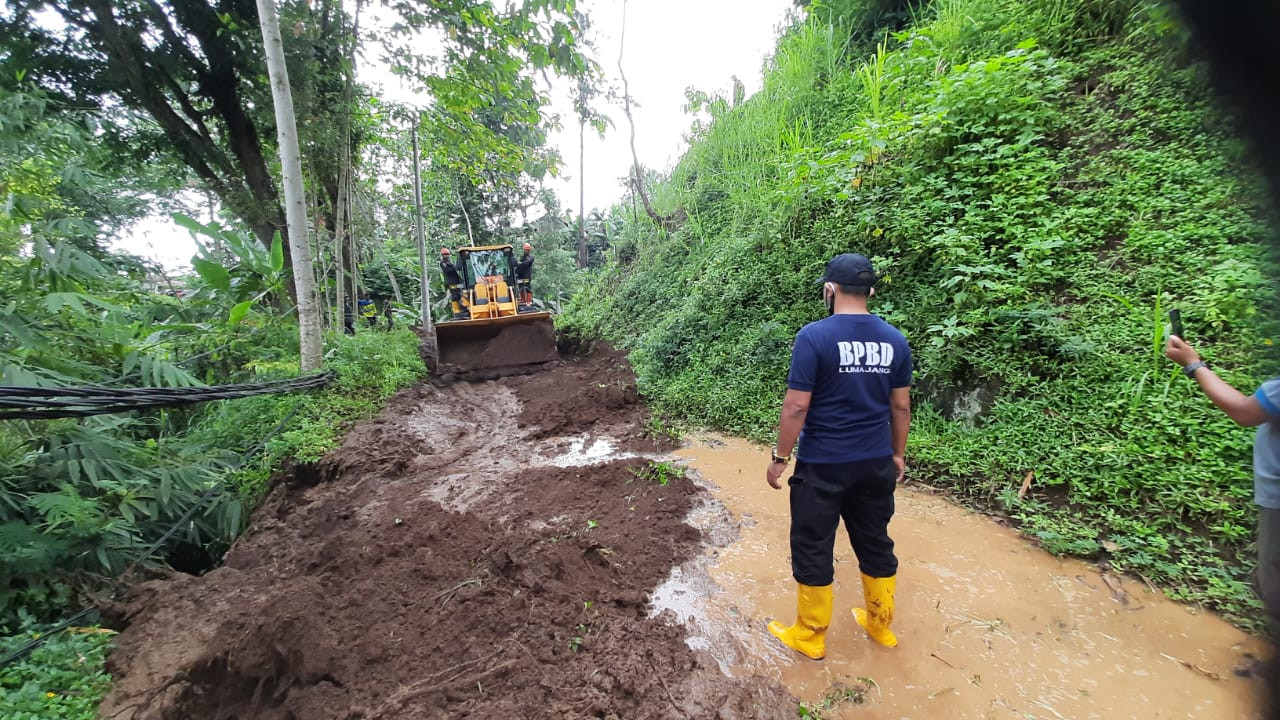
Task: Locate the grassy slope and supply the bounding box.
[562,0,1275,626]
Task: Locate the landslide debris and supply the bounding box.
[99,347,795,720]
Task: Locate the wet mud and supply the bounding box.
[99,350,795,720]
[664,435,1273,720]
[435,317,558,375]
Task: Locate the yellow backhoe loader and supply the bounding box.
[433,244,557,374]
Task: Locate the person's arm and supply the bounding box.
[1166,336,1271,427]
[768,331,816,489]
[774,389,811,460]
[767,389,810,490]
[889,386,910,480]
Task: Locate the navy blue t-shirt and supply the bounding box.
[786,314,912,463]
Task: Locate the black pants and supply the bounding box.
[788,456,898,586]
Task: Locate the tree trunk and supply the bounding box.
[334,162,348,332]
[456,187,476,245]
[411,120,433,331]
[578,117,588,268]
[257,0,323,371]
[411,117,438,373]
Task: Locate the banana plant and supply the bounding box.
[175,212,286,326]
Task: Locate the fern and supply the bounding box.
[30,490,101,532]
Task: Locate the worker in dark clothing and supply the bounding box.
[765,253,912,660]
[440,248,466,319]
[342,305,355,335]
[514,242,534,308]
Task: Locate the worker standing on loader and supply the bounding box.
[515,242,534,308]
[764,253,912,660]
[440,248,466,319]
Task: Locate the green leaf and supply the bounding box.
[171,211,208,236]
[228,300,253,326]
[270,231,284,273]
[42,292,86,315]
[192,257,232,292]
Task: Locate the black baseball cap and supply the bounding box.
[818,253,877,286]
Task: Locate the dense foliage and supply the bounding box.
[562,0,1276,626]
[0,233,428,620]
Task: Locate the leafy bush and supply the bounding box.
[0,621,113,720]
[198,328,427,499]
[561,0,1275,626]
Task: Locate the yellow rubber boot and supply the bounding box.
[852,573,897,647]
[768,583,833,660]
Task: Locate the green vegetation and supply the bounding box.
[562,0,1275,626]
[631,460,686,486]
[798,680,869,718]
[0,621,114,720]
[198,328,426,499]
[0,227,427,623]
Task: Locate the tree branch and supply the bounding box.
[616,0,681,233]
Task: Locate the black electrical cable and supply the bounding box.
[0,609,97,669]
[0,372,334,420]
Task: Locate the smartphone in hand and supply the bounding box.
[1169,308,1184,339]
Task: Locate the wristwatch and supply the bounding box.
[771,448,791,465]
[1183,360,1207,378]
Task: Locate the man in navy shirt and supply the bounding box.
[765,253,912,659]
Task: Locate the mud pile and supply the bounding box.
[100,348,795,719]
[436,317,558,375]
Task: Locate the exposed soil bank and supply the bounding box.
[99,350,794,719]
[665,434,1272,720]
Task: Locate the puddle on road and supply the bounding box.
[656,434,1270,719]
[539,435,648,467]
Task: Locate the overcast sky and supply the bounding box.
[112,0,794,270]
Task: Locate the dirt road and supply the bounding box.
[99,348,795,719]
[99,347,1271,719]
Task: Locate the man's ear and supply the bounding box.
[869,286,877,298]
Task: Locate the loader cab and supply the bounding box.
[456,245,519,320]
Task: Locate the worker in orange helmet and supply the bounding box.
[439,248,466,319]
[514,242,535,308]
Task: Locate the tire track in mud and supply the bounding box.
[99,348,796,720]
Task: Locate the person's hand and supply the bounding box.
[892,454,905,483]
[1165,335,1201,367]
[766,461,787,490]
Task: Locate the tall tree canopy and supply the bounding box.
[0,0,600,280]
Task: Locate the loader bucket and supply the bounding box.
[434,311,557,374]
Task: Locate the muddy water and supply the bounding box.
[659,434,1270,719]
